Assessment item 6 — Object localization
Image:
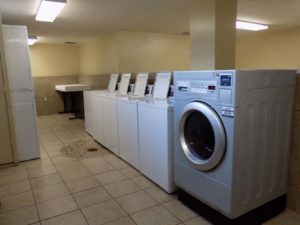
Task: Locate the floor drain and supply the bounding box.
[87,148,98,152]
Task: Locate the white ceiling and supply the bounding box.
[0,0,300,43]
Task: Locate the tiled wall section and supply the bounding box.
[33,75,112,116]
[78,74,110,90]
[288,75,300,213]
[33,75,78,116]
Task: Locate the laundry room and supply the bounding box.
[0,0,299,225]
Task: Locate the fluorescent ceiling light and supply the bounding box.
[28,36,38,45]
[36,0,66,22]
[236,21,268,31]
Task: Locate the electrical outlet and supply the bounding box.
[44,97,48,101]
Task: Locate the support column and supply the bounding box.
[190,0,237,70]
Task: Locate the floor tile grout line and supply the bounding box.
[0,202,36,216]
[38,208,81,224]
[43,133,91,225]
[36,115,189,224]
[25,161,43,223]
[161,200,199,223]
[36,119,83,223]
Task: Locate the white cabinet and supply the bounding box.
[1,25,40,161]
[1,25,32,91]
[10,91,40,161]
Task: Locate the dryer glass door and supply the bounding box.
[179,102,226,171]
[184,111,215,160]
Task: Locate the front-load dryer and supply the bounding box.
[173,70,296,224]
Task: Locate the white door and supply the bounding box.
[0,53,14,164]
[10,91,40,161]
[1,26,32,90]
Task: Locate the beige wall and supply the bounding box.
[116,31,190,73]
[236,27,300,69]
[79,31,190,75]
[79,33,118,75]
[29,43,80,77]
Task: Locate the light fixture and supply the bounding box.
[28,36,38,45]
[36,0,66,22]
[236,21,268,31]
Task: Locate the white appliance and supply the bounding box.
[173,70,295,223]
[117,73,148,169]
[84,73,118,141]
[83,91,103,143]
[101,73,131,156]
[55,84,91,92]
[138,72,176,193]
[1,25,40,161]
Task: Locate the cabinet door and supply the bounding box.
[10,91,40,161]
[2,26,32,90]
[0,70,13,164]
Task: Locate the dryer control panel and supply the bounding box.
[176,80,217,99]
[174,70,235,106]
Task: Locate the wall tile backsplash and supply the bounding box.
[33,75,78,116]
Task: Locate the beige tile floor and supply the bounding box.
[0,114,299,225]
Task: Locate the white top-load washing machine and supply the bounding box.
[117,73,149,169]
[101,73,131,156]
[173,70,296,223]
[84,74,119,143]
[138,72,176,193]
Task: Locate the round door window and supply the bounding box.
[179,102,226,171]
[184,111,215,160]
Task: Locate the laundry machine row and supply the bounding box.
[117,72,176,193]
[173,70,296,224]
[84,72,176,193]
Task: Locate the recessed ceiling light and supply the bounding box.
[236,20,268,31]
[36,0,66,22]
[28,36,38,45]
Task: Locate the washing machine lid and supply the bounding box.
[133,73,148,97]
[108,74,119,92]
[118,73,131,95]
[152,72,171,99]
[179,101,226,171]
